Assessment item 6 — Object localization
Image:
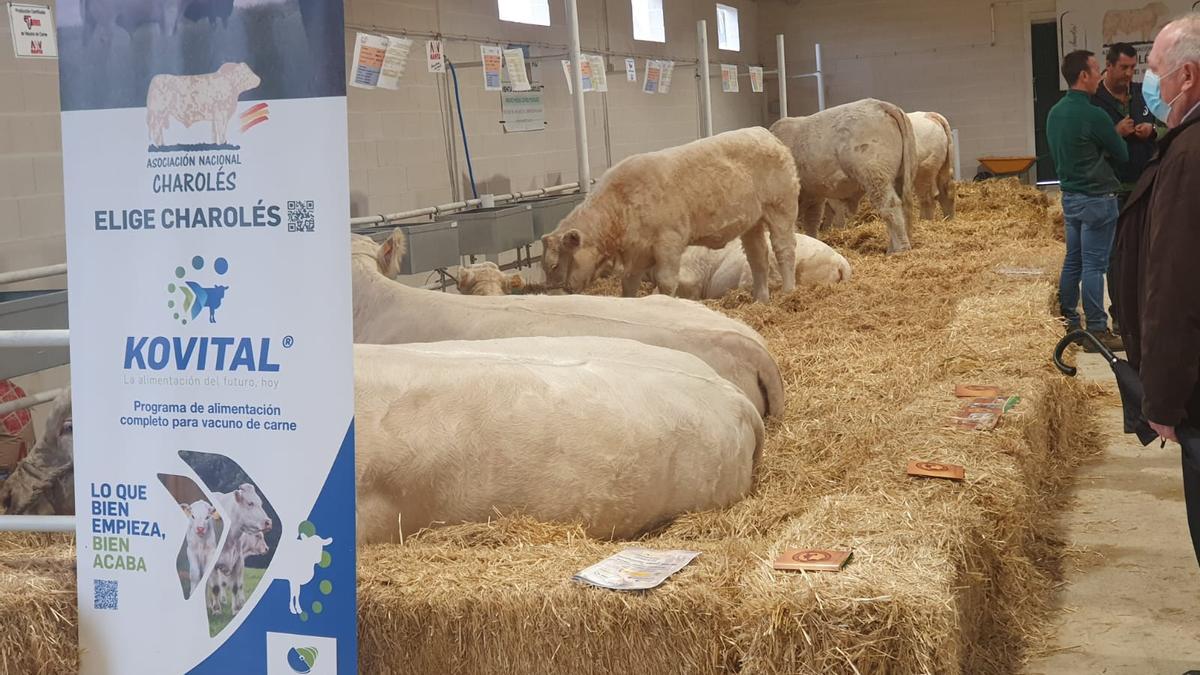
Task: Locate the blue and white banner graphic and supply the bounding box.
[56,2,356,673]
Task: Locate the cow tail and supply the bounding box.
[884,102,917,228]
[931,112,956,218]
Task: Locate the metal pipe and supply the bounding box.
[565,0,592,193]
[776,34,787,120]
[0,388,65,417]
[0,263,67,286]
[952,128,962,181]
[349,182,583,228]
[697,20,713,137]
[815,43,827,111]
[0,330,69,348]
[0,515,76,533]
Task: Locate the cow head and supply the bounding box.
[219,62,262,94]
[183,499,220,538]
[541,228,601,293]
[376,228,406,278]
[241,529,269,556]
[456,262,524,296]
[0,388,74,515]
[233,482,272,532]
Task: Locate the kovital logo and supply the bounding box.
[167,255,230,326]
[267,633,337,675]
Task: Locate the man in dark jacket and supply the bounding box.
[1115,14,1200,444]
[1093,42,1161,331]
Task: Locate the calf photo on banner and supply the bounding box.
[55,0,356,672]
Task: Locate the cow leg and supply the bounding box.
[740,225,772,302]
[650,244,684,297]
[937,179,956,220]
[918,191,936,221]
[620,266,645,297]
[868,184,910,254]
[799,200,823,239]
[763,204,797,294]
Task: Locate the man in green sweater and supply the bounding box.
[1047,49,1130,352]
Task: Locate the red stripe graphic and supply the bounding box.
[240,115,269,134]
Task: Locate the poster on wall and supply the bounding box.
[1056,0,1197,87]
[7,2,56,58]
[501,86,546,132]
[721,64,740,93]
[427,39,445,73]
[643,60,662,94]
[625,57,637,81]
[349,32,387,88]
[561,58,594,94]
[588,54,608,92]
[56,0,356,671]
[504,47,531,91]
[659,61,675,94]
[750,66,764,93]
[375,35,413,90]
[482,45,504,91]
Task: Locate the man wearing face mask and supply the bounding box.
[1093,42,1162,332]
[1047,50,1129,351]
[1115,13,1200,449]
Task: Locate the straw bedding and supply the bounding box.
[0,180,1100,674]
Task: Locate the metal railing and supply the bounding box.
[0,515,74,532]
[349,181,585,229]
[0,263,67,286]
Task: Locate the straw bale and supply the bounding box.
[0,181,1102,674]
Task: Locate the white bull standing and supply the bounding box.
[770,98,918,253]
[539,127,799,302]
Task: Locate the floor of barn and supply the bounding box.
[1025,352,1200,675]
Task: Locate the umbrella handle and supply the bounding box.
[1054,330,1117,377]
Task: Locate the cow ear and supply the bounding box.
[563,229,582,250]
[211,508,221,521]
[180,503,191,516]
[234,489,246,505]
[457,267,472,289]
[507,273,525,291]
[541,233,557,250]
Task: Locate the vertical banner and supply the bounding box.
[481,45,503,91]
[57,0,356,672]
[349,32,388,89]
[721,64,740,93]
[625,57,637,82]
[587,54,608,93]
[376,36,413,90]
[658,61,675,94]
[749,65,764,93]
[642,60,662,94]
[426,39,445,73]
[1055,0,1188,87]
[503,47,531,92]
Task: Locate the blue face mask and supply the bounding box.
[1143,66,1183,123]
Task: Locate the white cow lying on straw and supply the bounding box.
[355,337,763,541]
[353,230,786,418]
[676,234,853,301]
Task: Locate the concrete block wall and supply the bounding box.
[759,0,1056,178]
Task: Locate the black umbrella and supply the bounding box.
[1055,329,1200,569]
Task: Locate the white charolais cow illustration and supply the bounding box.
[276,532,332,614]
[146,62,261,147]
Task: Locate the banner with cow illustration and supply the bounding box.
[56,1,356,673]
[1057,0,1200,87]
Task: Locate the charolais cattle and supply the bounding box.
[456,261,525,296]
[677,234,853,300]
[353,230,786,418]
[0,388,72,515]
[770,98,918,254]
[146,63,261,147]
[355,336,763,542]
[908,111,956,220]
[540,127,799,302]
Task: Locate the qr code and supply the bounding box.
[287,200,316,232]
[94,579,118,610]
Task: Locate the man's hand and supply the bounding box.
[1150,420,1179,443]
[1134,122,1155,140]
[1117,116,1137,137]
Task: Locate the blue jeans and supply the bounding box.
[1060,192,1118,332]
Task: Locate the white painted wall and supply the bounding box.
[759,0,1056,179]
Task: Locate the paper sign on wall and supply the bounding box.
[349,32,388,88]
[659,60,675,94]
[375,36,413,90]
[7,2,56,58]
[56,0,357,671]
[502,86,545,132]
[503,47,531,91]
[561,58,594,94]
[750,65,764,93]
[625,57,637,81]
[643,60,662,94]
[721,64,740,93]
[481,45,503,91]
[588,54,608,92]
[427,39,445,73]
